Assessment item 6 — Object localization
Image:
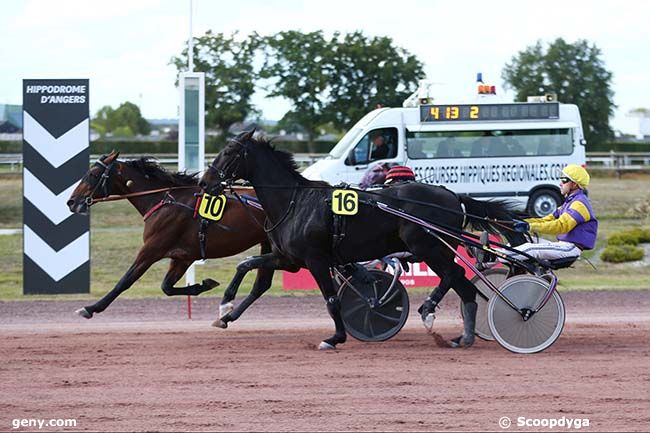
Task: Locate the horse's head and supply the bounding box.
[199,129,255,194]
[67,150,122,214]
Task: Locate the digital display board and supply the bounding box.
[420,102,559,122]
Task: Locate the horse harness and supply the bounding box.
[143,192,239,260]
[85,156,234,261]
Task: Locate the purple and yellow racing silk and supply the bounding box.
[525,189,598,250]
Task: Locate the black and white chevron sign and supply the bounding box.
[23,79,90,294]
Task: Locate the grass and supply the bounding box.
[1,172,649,300]
[0,227,309,300]
[0,175,22,228]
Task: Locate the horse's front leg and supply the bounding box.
[76,247,160,318]
[161,259,219,296]
[217,241,271,322]
[306,259,347,350]
[214,253,287,328]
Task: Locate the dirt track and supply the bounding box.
[1,290,650,432]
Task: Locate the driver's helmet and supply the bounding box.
[385,165,416,184]
[562,164,590,189]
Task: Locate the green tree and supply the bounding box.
[502,38,615,147]
[326,31,425,130]
[261,30,425,147]
[260,31,332,149]
[92,102,150,137]
[171,31,261,140]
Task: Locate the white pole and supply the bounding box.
[188,0,194,72]
[185,0,195,318]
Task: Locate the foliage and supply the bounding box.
[607,232,640,246]
[587,141,650,152]
[325,31,424,130]
[260,31,424,146]
[600,244,644,263]
[92,102,151,137]
[606,227,650,246]
[502,38,615,148]
[628,108,650,117]
[90,140,178,154]
[628,227,650,242]
[170,31,261,142]
[259,31,333,149]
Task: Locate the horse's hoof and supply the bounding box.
[211,319,228,329]
[450,335,474,348]
[202,278,219,290]
[75,308,92,319]
[318,341,336,350]
[423,313,435,332]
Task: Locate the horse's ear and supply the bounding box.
[106,150,120,162]
[242,128,256,141]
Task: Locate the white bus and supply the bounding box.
[303,86,586,217]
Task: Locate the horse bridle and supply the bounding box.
[205,138,248,191]
[83,156,117,206]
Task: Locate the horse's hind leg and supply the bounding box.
[76,247,159,319]
[305,258,346,350]
[426,259,479,348]
[418,267,456,331]
[161,259,219,296]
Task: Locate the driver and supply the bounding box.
[508,164,598,262]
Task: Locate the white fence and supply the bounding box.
[0,153,325,171]
[585,151,650,171]
[2,152,650,171]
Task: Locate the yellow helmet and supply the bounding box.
[562,164,590,189]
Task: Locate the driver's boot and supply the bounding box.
[417,297,438,333]
[450,301,477,348]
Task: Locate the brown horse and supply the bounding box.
[67,150,272,320]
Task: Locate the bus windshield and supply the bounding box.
[406,128,573,159]
[329,127,363,158]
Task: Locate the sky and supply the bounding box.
[1,0,648,134]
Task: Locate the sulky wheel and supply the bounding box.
[337,269,409,342]
[462,267,509,341]
[487,275,565,354]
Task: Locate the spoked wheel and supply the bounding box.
[462,267,508,341]
[337,269,409,342]
[487,275,565,354]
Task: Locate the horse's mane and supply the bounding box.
[249,135,328,187]
[124,157,198,186]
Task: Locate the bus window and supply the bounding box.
[406,128,573,159]
[347,128,398,165]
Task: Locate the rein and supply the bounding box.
[229,184,297,234]
[86,186,196,206]
[220,181,519,231]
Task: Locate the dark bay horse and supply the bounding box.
[67,151,273,320]
[199,131,526,350]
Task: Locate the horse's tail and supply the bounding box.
[459,196,528,244]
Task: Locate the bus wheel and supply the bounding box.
[527,189,562,217]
